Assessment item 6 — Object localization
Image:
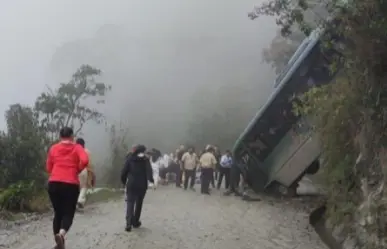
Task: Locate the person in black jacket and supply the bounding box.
[121,144,154,232]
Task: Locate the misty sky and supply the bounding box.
[0,0,280,165]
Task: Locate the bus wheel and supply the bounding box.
[276,183,298,197]
[286,183,298,197]
[306,160,320,175]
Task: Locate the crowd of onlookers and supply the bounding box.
[146,144,234,195]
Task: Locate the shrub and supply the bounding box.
[0,181,49,212]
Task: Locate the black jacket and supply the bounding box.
[121,153,154,191]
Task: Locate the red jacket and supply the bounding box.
[46,140,89,185]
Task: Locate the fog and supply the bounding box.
[0,0,278,166]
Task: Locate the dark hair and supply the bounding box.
[76,138,85,147]
[134,144,147,154]
[59,127,74,138]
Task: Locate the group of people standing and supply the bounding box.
[148,144,234,195]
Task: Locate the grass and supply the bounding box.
[86,188,124,205]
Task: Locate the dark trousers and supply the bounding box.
[176,167,183,187]
[217,167,231,189]
[47,181,80,234]
[229,167,242,194]
[184,169,196,189]
[168,163,182,186]
[214,165,220,180]
[126,189,146,226]
[159,167,168,179]
[210,168,215,188]
[200,168,212,194]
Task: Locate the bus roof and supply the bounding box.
[232,29,323,157]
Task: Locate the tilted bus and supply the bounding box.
[232,28,340,196]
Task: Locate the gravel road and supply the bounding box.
[0,186,327,249]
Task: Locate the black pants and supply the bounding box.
[168,163,182,186]
[126,189,146,226]
[200,168,212,194]
[214,165,220,181]
[229,167,242,194]
[217,167,231,189]
[210,168,215,188]
[47,181,80,234]
[183,169,196,189]
[159,167,168,179]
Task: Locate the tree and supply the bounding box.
[103,122,132,187]
[262,29,305,75]
[0,104,46,188]
[34,65,111,140]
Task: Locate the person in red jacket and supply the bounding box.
[46,127,89,249]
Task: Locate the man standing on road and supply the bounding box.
[223,162,260,201]
[181,146,199,191]
[199,147,217,195]
[175,145,186,188]
[224,161,244,197]
[217,150,232,189]
[213,146,222,186]
[76,138,95,209]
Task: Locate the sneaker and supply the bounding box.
[190,187,195,191]
[54,234,65,249]
[125,225,132,232]
[132,221,142,228]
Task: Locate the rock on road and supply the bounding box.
[0,186,327,249]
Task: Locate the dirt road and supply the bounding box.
[0,186,327,249]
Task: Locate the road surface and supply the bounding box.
[0,186,327,249]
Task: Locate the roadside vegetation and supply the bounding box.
[0,65,112,217]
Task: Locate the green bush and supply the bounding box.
[0,181,49,212]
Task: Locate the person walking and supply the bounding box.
[181,146,199,191]
[121,145,154,232]
[217,150,232,189]
[159,153,172,185]
[46,127,89,249]
[75,138,95,209]
[149,149,162,188]
[199,147,217,195]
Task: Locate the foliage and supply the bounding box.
[0,181,49,212]
[103,122,131,187]
[262,29,305,75]
[293,77,362,223]
[0,65,110,214]
[0,104,47,188]
[253,0,387,246]
[34,64,111,140]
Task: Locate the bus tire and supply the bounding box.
[306,160,320,175]
[269,181,298,197]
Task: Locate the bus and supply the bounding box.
[232,28,340,196]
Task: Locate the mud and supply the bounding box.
[0,186,327,249]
